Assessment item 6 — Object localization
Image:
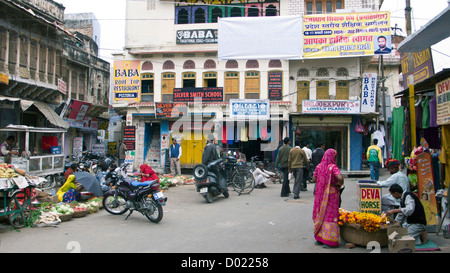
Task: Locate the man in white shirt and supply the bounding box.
[301,143,312,191]
[253,162,276,188]
[386,184,428,245]
[376,159,410,212]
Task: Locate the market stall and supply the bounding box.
[0,125,66,181]
[0,164,42,228]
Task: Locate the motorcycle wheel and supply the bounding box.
[203,192,214,203]
[143,199,163,223]
[103,192,128,215]
[222,188,229,198]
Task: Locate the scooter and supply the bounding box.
[193,158,229,203]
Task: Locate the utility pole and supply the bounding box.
[405,0,417,148]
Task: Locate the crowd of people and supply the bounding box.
[54,133,429,249]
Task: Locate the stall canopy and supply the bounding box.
[398,5,450,53]
[0,96,68,129]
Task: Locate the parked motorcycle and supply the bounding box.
[102,163,167,223]
[193,158,230,203]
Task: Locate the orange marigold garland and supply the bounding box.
[338,208,389,233]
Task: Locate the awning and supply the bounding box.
[0,96,68,129]
[31,101,69,129]
[398,5,450,52]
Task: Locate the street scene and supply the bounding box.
[0,0,450,259]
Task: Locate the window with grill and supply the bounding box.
[297,81,310,112]
[141,73,154,102]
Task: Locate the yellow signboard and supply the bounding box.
[303,11,391,59]
[113,61,141,103]
[0,72,9,85]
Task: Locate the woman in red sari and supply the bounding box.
[139,164,159,183]
[312,149,344,248]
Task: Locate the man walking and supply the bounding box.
[366,139,383,180]
[275,137,292,197]
[118,140,127,165]
[302,142,312,191]
[170,137,182,175]
[288,140,309,199]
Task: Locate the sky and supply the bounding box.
[56,0,450,72]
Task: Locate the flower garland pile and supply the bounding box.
[338,209,389,233]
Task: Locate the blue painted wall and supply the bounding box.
[350,116,363,170]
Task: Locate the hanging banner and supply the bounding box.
[360,73,377,113]
[218,16,303,60]
[436,77,450,126]
[416,152,438,226]
[303,11,391,59]
[113,60,141,103]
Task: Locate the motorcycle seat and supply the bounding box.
[130,180,158,188]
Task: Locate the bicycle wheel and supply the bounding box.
[7,190,31,228]
[231,168,255,195]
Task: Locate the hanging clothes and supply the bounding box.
[401,108,411,157]
[392,106,405,161]
[227,123,234,144]
[429,96,438,127]
[260,126,268,140]
[240,125,248,142]
[415,101,423,129]
[438,125,450,188]
[221,125,227,144]
[421,96,430,129]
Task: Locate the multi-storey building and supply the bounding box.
[114,0,384,172]
[0,0,110,159]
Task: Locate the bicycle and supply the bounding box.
[224,155,255,195]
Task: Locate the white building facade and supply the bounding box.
[114,0,383,172]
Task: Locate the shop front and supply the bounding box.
[290,99,374,172]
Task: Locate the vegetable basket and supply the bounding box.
[73,209,87,218]
[58,213,73,222]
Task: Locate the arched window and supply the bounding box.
[194,7,206,23]
[163,60,175,70]
[229,7,243,17]
[336,67,349,77]
[210,7,223,23]
[176,7,190,24]
[142,61,153,71]
[316,67,329,77]
[265,4,277,16]
[247,4,260,17]
[268,59,282,68]
[225,60,239,69]
[204,59,216,69]
[246,60,259,69]
[183,60,195,69]
[297,68,310,77]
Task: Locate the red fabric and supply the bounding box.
[64,168,74,180]
[139,164,158,182]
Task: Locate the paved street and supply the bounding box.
[1,170,449,254]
